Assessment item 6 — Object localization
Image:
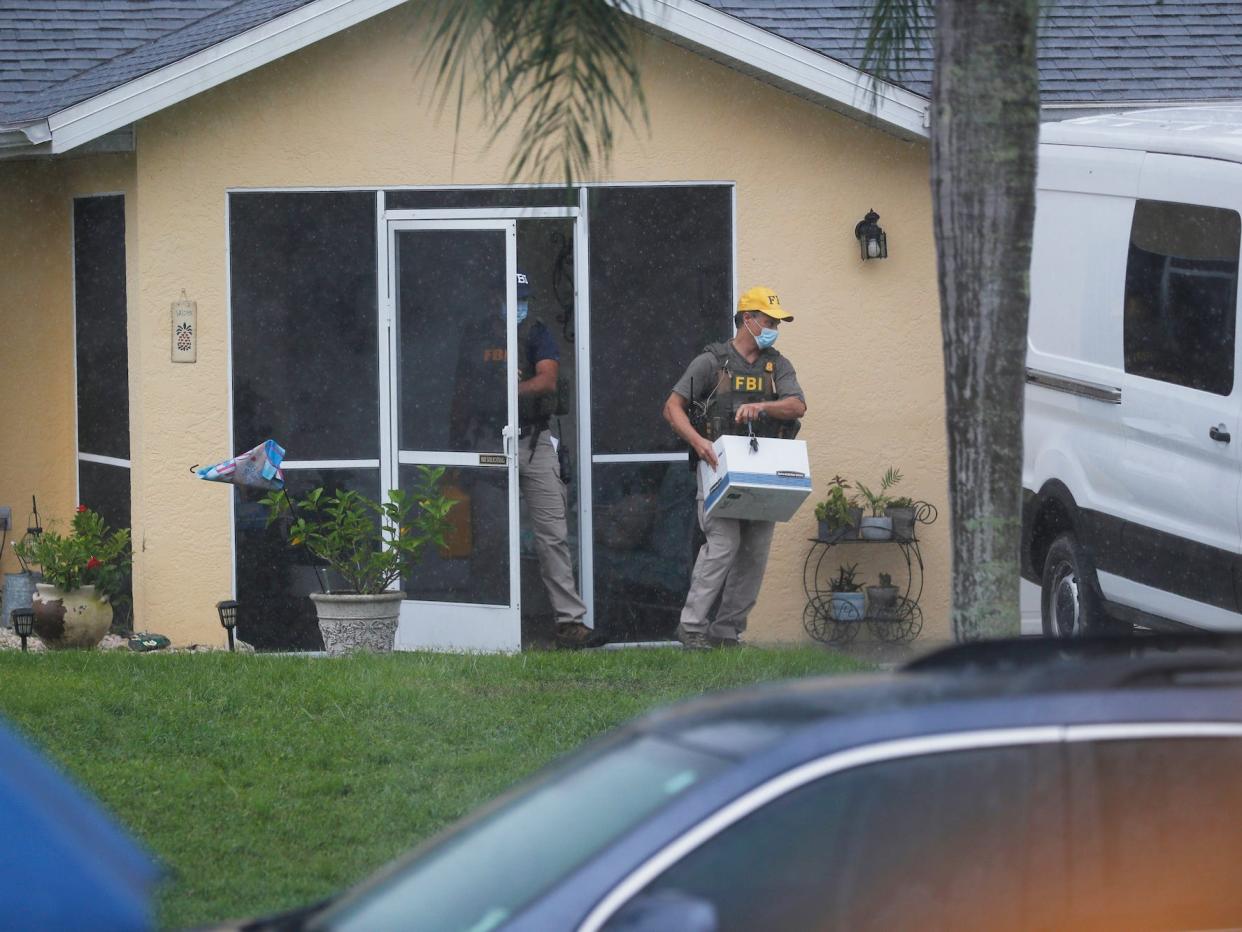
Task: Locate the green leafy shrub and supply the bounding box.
[261,467,457,595]
[14,506,131,601]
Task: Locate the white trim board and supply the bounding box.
[77,452,132,469]
[34,0,928,155]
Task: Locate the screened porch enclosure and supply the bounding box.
[228,184,732,650]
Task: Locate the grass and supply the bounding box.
[0,647,867,929]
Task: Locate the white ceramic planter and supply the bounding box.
[310,591,405,656]
[32,583,112,649]
[859,516,894,540]
[829,592,866,622]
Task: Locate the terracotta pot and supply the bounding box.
[310,591,404,656]
[32,583,112,650]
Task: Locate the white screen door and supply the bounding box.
[386,219,521,650]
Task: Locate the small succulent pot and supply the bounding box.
[886,506,916,541]
[817,519,847,543]
[866,584,900,620]
[859,516,894,541]
[31,583,112,649]
[829,592,866,622]
[310,591,404,656]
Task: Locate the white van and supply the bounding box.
[1023,107,1242,637]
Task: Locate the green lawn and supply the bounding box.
[0,647,866,929]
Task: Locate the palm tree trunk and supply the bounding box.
[931,0,1040,640]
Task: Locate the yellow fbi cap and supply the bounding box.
[737,285,794,322]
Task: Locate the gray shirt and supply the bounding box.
[671,343,805,406]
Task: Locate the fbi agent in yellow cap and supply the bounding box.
[661,286,807,649]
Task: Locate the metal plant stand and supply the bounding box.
[802,502,938,645]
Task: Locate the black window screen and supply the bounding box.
[77,460,130,537]
[605,744,1067,931]
[74,195,129,461]
[234,467,379,650]
[592,462,697,641]
[588,186,732,454]
[1124,199,1239,395]
[229,192,379,459]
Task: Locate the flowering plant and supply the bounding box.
[14,506,131,600]
[260,466,457,595]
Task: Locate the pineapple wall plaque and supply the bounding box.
[171,291,197,363]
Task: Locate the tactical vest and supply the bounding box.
[697,341,801,440]
[479,316,570,426]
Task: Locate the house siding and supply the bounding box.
[0,154,136,583]
[7,2,946,645]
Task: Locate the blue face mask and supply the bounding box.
[746,314,779,349]
[500,300,530,324]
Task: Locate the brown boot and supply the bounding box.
[555,622,608,650]
[677,625,712,651]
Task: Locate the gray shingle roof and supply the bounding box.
[4,0,1242,129]
[702,0,1242,103]
[0,0,315,125]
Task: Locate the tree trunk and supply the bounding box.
[931,0,1040,640]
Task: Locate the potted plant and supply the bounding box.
[262,467,456,655]
[814,475,861,541]
[866,572,899,620]
[13,506,130,649]
[829,563,866,622]
[856,467,903,540]
[886,496,917,541]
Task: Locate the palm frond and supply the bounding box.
[859,0,932,105]
[420,0,649,186]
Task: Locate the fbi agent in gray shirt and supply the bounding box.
[663,286,807,649]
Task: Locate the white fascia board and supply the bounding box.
[47,0,410,153]
[637,0,929,139]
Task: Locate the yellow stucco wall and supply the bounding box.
[0,154,136,580]
[10,3,945,645]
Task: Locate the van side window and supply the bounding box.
[1124,199,1240,396]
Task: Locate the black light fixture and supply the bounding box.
[216,600,239,652]
[10,608,34,653]
[854,209,888,261]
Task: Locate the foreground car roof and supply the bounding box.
[626,635,1242,759]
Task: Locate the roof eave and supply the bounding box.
[641,0,929,140]
[42,0,412,155]
[25,0,927,157]
[0,120,52,159]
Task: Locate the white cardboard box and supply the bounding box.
[699,435,813,522]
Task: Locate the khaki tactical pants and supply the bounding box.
[519,431,587,626]
[679,498,775,639]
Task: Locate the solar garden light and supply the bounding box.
[216,600,239,652]
[10,608,34,653]
[854,209,888,261]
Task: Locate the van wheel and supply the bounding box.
[1040,533,1127,638]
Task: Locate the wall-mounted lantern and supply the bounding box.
[854,209,888,261]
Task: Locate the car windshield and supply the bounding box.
[313,735,728,932]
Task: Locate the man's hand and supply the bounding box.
[692,435,719,469]
[734,402,766,424]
